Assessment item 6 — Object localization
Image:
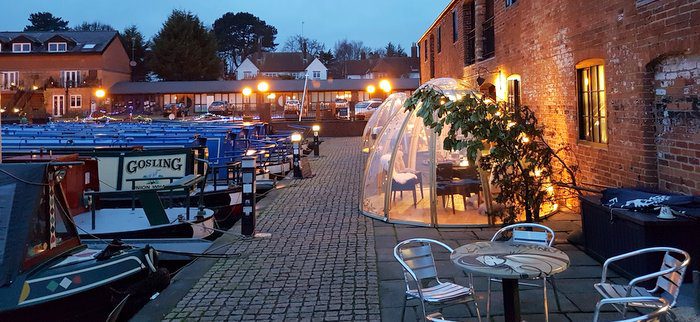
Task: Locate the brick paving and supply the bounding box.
[164,137,380,321]
[159,137,696,322]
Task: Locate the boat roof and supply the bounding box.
[0,163,48,286]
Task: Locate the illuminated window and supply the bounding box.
[577,60,607,144]
[507,75,521,107]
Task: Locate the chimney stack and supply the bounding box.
[360,51,367,60]
[411,42,418,58]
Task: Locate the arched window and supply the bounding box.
[576,59,607,144]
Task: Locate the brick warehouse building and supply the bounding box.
[419,0,699,195]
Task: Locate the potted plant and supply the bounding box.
[405,86,578,223]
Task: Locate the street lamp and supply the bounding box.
[256,81,269,93]
[95,88,106,98]
[366,85,376,100]
[379,79,392,94]
[242,87,252,118]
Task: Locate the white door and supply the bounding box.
[52,95,65,116]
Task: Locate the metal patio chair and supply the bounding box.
[394,238,482,322]
[594,247,690,318]
[593,297,670,322]
[486,223,560,322]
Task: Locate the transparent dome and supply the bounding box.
[360,78,497,227]
[361,93,407,153]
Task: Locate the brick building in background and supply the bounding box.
[419,0,699,195]
[0,31,131,118]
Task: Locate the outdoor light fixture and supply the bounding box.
[312,125,321,157]
[12,108,20,113]
[242,87,253,96]
[291,132,303,178]
[379,80,392,93]
[257,81,269,93]
[366,85,376,96]
[95,88,106,98]
[32,85,39,90]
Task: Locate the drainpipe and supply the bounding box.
[474,0,486,61]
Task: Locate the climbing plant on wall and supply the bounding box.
[404,85,578,223]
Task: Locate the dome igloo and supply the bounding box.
[360,78,499,227]
[361,93,407,153]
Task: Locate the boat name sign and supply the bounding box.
[125,158,183,173]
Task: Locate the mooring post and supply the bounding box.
[291,132,303,178]
[312,124,321,157]
[241,156,257,236]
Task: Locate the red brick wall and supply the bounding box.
[420,0,700,195]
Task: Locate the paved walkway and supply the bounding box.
[164,137,380,321]
[156,137,696,322]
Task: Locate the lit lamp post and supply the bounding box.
[366,85,376,101]
[291,132,303,178]
[242,87,252,119]
[379,79,392,98]
[312,124,321,157]
[257,81,271,123]
[94,88,106,116]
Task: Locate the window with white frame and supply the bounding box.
[48,42,68,52]
[61,70,80,87]
[12,43,31,53]
[243,71,253,79]
[1,71,19,89]
[70,95,82,108]
[312,71,321,79]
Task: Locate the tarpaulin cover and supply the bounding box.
[0,164,47,287]
[601,188,700,218]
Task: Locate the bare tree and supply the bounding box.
[333,39,371,61]
[282,35,326,56]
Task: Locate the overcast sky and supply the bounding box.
[1,0,450,51]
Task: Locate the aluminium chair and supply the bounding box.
[486,223,561,322]
[394,238,482,322]
[594,247,690,318]
[593,297,670,322]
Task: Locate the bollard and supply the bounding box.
[312,124,320,157]
[291,133,303,178]
[241,156,257,236]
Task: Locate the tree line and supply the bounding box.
[22,11,410,82]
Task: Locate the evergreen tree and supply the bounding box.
[150,10,222,81]
[384,42,407,57]
[24,12,69,31]
[212,12,277,72]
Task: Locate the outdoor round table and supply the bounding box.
[450,241,570,322]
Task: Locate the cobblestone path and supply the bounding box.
[165,137,380,321]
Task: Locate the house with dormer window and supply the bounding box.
[0,31,131,118]
[235,52,328,80]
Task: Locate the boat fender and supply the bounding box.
[145,246,158,273]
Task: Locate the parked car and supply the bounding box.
[208,101,230,115]
[163,102,188,117]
